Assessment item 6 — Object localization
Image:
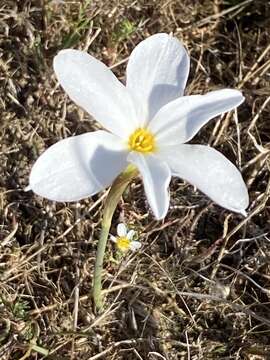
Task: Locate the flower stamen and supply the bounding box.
[116,236,131,251]
[128,128,156,153]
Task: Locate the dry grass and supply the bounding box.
[1,0,270,359]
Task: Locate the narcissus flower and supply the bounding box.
[28,33,249,219]
[111,223,141,252]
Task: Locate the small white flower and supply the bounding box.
[110,223,141,252]
[27,33,249,219]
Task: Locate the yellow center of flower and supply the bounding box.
[116,237,131,252]
[128,128,156,153]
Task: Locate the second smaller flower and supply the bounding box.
[111,223,141,252]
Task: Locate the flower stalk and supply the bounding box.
[92,165,138,312]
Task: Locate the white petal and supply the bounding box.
[110,235,117,243]
[150,89,244,146]
[128,153,171,220]
[29,131,128,202]
[126,33,190,123]
[117,223,127,237]
[127,229,135,240]
[161,144,249,214]
[54,50,137,137]
[130,241,142,251]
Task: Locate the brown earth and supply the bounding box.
[1,0,270,359]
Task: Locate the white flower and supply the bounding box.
[111,223,141,252]
[27,33,249,219]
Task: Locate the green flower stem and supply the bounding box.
[93,165,138,312]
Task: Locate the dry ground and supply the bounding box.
[1,0,270,359]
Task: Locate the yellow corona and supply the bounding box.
[128,128,156,153]
[116,237,131,251]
